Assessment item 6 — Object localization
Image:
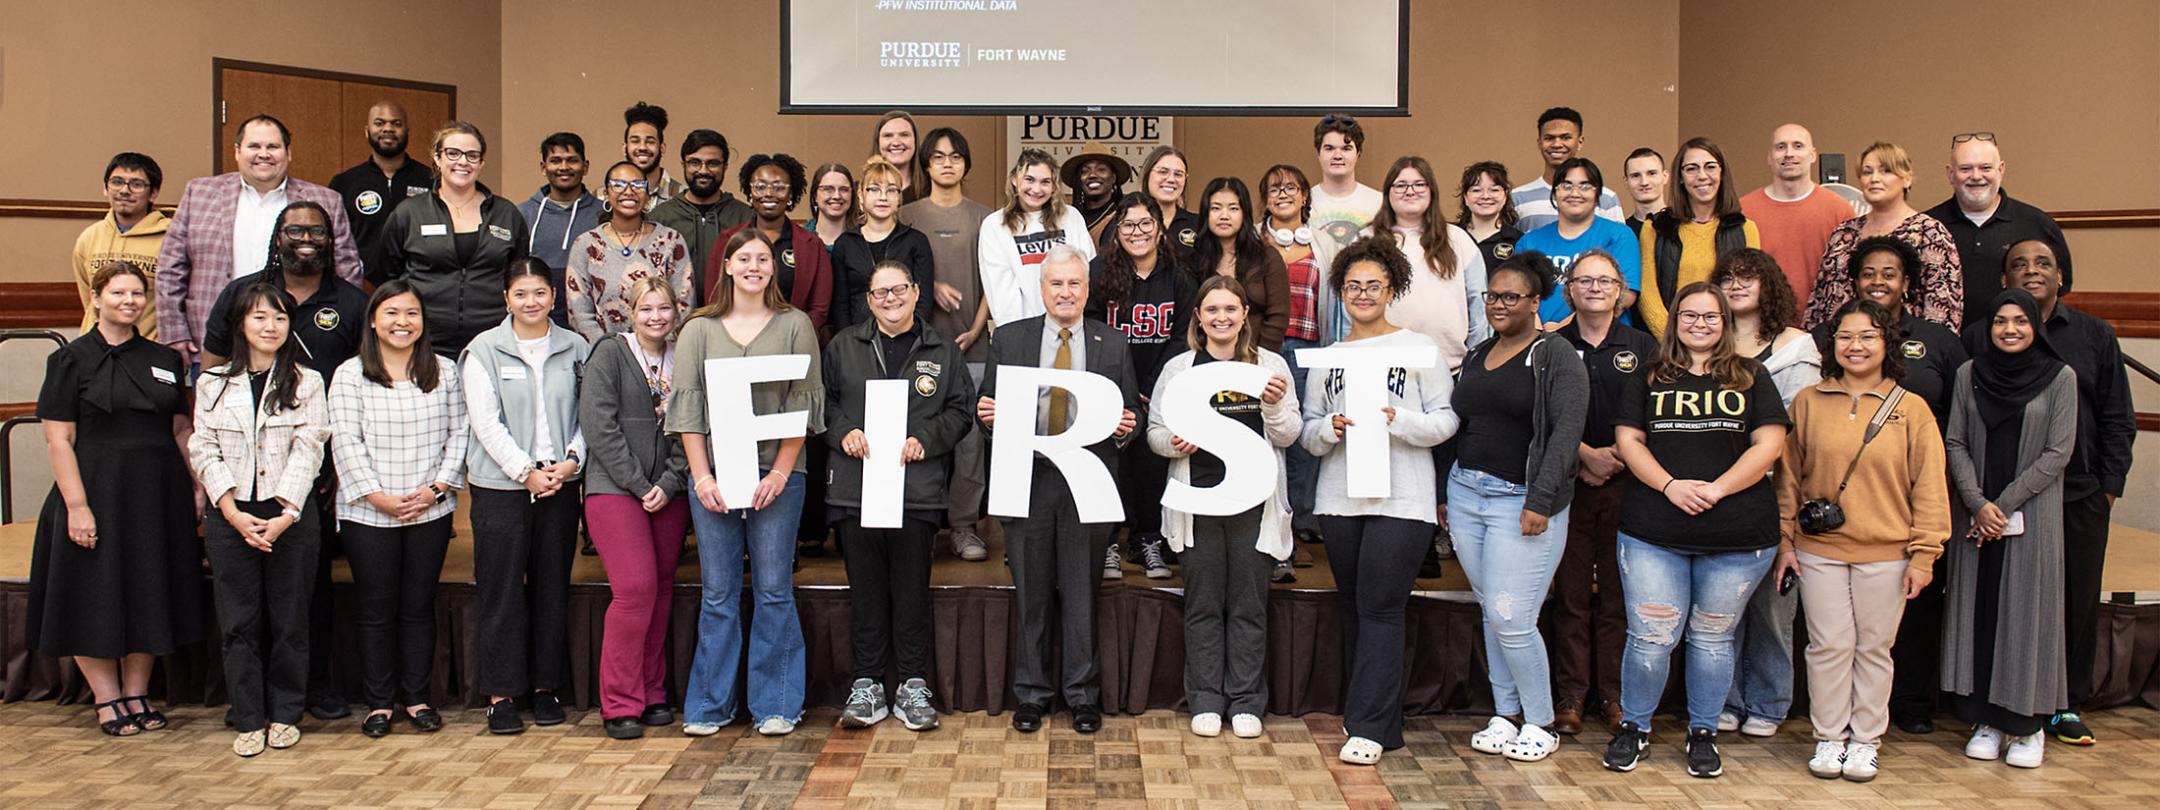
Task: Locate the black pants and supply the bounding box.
[840,518,936,681]
[799,435,832,546]
[342,516,452,709]
[1117,439,1168,540]
[1183,507,1271,717]
[206,499,322,732]
[2063,492,2114,711]
[1320,514,1431,750]
[306,465,342,704]
[1889,554,1950,723]
[469,484,582,697]
[1007,463,1110,708]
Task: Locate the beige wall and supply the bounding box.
[1677,0,2160,291]
[0,0,504,282]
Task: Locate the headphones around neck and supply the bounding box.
[1268,226,1313,247]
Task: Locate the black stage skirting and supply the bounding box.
[3,578,2157,717]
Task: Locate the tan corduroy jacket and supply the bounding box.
[1776,376,1950,571]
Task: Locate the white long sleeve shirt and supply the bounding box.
[977,206,1095,326]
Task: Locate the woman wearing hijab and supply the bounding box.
[1941,289,2077,770]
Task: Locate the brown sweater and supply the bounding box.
[1776,376,1950,570]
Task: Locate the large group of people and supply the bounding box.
[42,102,2137,784]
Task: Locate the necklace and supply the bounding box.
[608,222,645,258]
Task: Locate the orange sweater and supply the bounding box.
[1775,377,1949,570]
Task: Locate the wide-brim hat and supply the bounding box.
[1060,141,1134,191]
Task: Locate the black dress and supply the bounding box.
[27,330,203,658]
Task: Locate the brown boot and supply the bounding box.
[1552,703,1584,736]
[1602,702,1626,734]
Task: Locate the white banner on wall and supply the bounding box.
[1004,115,1174,180]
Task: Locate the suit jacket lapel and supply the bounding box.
[1015,317,1046,367]
[1083,319,1111,375]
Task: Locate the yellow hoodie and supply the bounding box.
[73,209,169,342]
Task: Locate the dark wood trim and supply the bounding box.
[2052,208,2160,230]
[2141,413,2160,433]
[0,199,174,220]
[210,57,460,176]
[0,283,84,330]
[2062,292,2160,338]
[0,403,32,423]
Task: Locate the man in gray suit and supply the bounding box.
[975,246,1140,735]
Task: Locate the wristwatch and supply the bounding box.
[281,506,302,522]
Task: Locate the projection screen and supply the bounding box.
[781,0,1408,115]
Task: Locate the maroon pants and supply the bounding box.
[587,494,692,719]
[1547,477,1627,711]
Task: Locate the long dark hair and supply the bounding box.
[1259,164,1311,224]
[1097,193,1173,315]
[209,281,306,412]
[1818,299,1906,381]
[1189,176,1271,285]
[1709,248,1800,343]
[262,201,332,284]
[359,279,442,391]
[1369,156,1459,279]
[1453,161,1520,231]
[1667,136,1741,222]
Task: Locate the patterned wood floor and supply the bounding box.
[0,701,2155,809]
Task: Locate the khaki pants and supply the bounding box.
[1797,549,1908,744]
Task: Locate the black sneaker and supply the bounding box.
[532,692,567,726]
[1685,727,1723,778]
[640,703,675,727]
[604,716,644,739]
[2050,712,2095,745]
[487,699,525,735]
[1137,538,1172,579]
[1603,721,1649,772]
[1271,559,1297,583]
[306,691,351,721]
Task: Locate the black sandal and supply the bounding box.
[121,695,167,731]
[95,699,142,737]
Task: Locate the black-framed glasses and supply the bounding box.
[279,225,330,241]
[105,177,151,192]
[1264,184,1302,198]
[868,283,916,300]
[1481,291,1532,307]
[1343,280,1388,297]
[1952,131,1997,145]
[1118,219,1158,235]
[1390,180,1429,194]
[1676,311,1724,325]
[437,147,484,164]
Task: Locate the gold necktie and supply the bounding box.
[1048,327,1072,434]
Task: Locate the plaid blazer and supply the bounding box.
[154,173,364,347]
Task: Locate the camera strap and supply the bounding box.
[1829,386,1907,505]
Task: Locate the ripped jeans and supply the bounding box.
[1615,532,1776,732]
[1447,465,1569,727]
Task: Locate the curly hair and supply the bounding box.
[1817,299,1906,382]
[1842,235,1922,313]
[1329,235,1413,303]
[738,153,808,209]
[1489,250,1559,301]
[1709,247,1800,343]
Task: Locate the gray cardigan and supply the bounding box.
[579,335,688,498]
[1940,364,2078,716]
[1492,333,1591,517]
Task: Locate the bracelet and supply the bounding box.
[281,507,303,522]
[1660,478,1676,494]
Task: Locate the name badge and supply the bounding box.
[487,224,513,242]
[500,366,527,380]
[151,367,178,384]
[420,223,448,237]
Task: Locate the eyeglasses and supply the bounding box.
[816,184,852,196]
[1481,291,1533,307]
[868,282,916,300]
[1265,184,1302,198]
[1554,181,1598,193]
[927,152,966,165]
[1952,131,1997,145]
[606,178,649,192]
[1832,331,1884,345]
[105,177,151,192]
[437,147,484,164]
[1117,219,1158,234]
[1343,280,1389,297]
[1567,276,1621,290]
[279,225,331,241]
[684,158,727,171]
[860,184,899,197]
[750,182,790,194]
[1716,274,1756,288]
[1676,311,1724,325]
[1389,181,1429,194]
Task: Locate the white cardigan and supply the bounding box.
[1145,348,1303,561]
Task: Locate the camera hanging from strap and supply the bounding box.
[1827,386,1907,505]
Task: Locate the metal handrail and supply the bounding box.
[2127,354,2159,387]
[0,329,67,523]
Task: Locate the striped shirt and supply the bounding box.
[1508,178,1626,233]
[328,355,469,527]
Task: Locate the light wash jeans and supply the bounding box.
[1724,564,1798,723]
[1615,532,1776,732]
[684,470,807,726]
[1446,465,1569,727]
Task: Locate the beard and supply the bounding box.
[370,134,409,159]
[279,245,327,277]
[687,173,721,197]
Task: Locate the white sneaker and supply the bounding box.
[1808,740,1846,778]
[682,722,722,737]
[1190,712,1222,737]
[756,716,796,736]
[1739,717,1780,737]
[1230,713,1263,739]
[1965,725,2004,760]
[1470,716,1518,754]
[1840,740,1880,782]
[2004,731,2045,768]
[1715,710,1742,732]
[1502,724,1558,762]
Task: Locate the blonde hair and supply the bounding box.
[1861,141,1914,197]
[430,120,487,158]
[861,155,905,188]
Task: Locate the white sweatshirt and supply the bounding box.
[1380,224,1489,373]
[1299,329,1460,524]
[977,205,1095,326]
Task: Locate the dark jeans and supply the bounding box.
[1117,437,1169,540]
[1550,477,1627,711]
[2063,492,2114,711]
[342,517,452,709]
[468,484,582,697]
[1320,514,1432,749]
[840,518,937,682]
[306,465,342,705]
[1007,462,1111,708]
[1183,507,1271,717]
[206,499,322,732]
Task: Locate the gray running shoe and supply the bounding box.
[894,678,940,731]
[951,528,989,562]
[841,678,888,727]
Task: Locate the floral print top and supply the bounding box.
[1803,212,1962,330]
[565,222,695,342]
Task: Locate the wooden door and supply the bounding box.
[214,60,456,186]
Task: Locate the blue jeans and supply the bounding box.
[1725,565,1798,723]
[1615,532,1776,732]
[1446,465,1569,727]
[1281,336,1321,532]
[684,470,807,726]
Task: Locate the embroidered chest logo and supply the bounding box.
[1613,350,1639,373]
[314,307,341,331]
[355,191,384,216]
[915,374,938,396]
[1493,242,1514,260]
[782,248,797,268]
[1901,340,1927,360]
[1176,227,1197,248]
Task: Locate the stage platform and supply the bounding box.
[3,507,2158,718]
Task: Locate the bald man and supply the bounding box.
[1923,133,2074,327]
[330,100,435,279]
[1738,124,1854,307]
